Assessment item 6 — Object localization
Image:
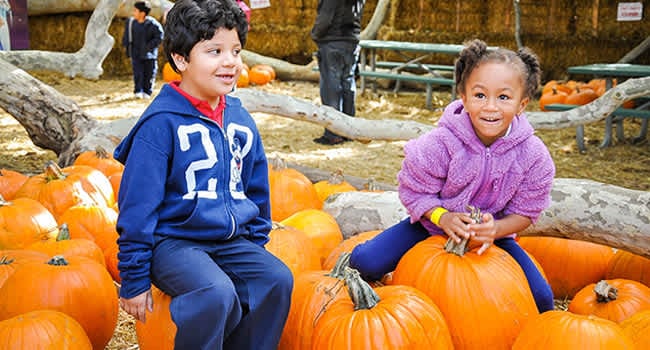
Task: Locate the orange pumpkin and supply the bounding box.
[512,310,634,349]
[268,157,322,222]
[539,87,568,111]
[519,236,615,298]
[265,223,321,277]
[392,235,538,349]
[280,209,343,268]
[565,86,599,105]
[135,285,176,350]
[0,169,28,200]
[107,171,123,204]
[162,62,181,82]
[26,224,106,267]
[73,146,124,178]
[252,64,276,81]
[58,203,119,253]
[0,196,59,249]
[322,230,381,270]
[620,309,650,349]
[312,169,357,203]
[103,242,121,283]
[248,65,273,85]
[237,66,250,88]
[0,255,119,350]
[312,268,454,349]
[0,249,48,287]
[568,279,650,323]
[606,249,650,288]
[0,310,93,349]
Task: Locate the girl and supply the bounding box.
[350,39,556,313]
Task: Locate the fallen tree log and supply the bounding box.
[322,178,650,259]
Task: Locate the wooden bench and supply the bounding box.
[544,102,650,151]
[359,70,456,110]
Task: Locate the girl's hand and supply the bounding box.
[468,212,497,255]
[120,289,153,322]
[437,211,475,243]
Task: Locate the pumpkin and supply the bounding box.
[518,236,615,298]
[606,249,650,288]
[312,267,454,349]
[0,310,93,349]
[512,310,634,349]
[58,203,119,253]
[103,242,121,283]
[539,87,567,111]
[268,157,322,222]
[620,309,650,349]
[107,170,122,204]
[0,249,48,287]
[565,86,599,105]
[0,255,119,350]
[568,279,650,323]
[278,254,350,350]
[252,64,276,81]
[0,195,59,249]
[280,209,343,267]
[248,65,273,85]
[162,62,181,82]
[237,66,250,88]
[322,230,381,270]
[312,169,357,203]
[135,285,176,350]
[391,235,538,349]
[0,169,28,200]
[26,224,106,267]
[73,146,124,178]
[265,223,321,277]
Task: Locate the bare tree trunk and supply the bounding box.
[27,0,173,19]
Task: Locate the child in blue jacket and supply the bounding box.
[114,1,293,349]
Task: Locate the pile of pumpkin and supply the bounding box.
[539,78,635,111]
[2,152,650,349]
[161,61,276,88]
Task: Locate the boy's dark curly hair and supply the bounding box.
[163,0,249,72]
[455,39,541,99]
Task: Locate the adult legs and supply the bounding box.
[350,217,430,281]
[494,237,555,313]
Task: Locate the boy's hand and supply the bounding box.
[120,289,153,322]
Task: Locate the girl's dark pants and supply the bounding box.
[349,217,555,313]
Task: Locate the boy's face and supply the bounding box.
[173,28,243,107]
[133,8,146,21]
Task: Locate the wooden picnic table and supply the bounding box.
[565,63,650,151]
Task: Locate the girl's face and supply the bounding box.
[173,28,243,108]
[460,61,529,147]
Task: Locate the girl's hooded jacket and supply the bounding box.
[398,99,555,235]
[113,84,272,298]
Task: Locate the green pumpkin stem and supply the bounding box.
[328,252,351,279]
[594,280,618,302]
[44,160,67,181]
[47,255,69,266]
[444,205,483,256]
[344,266,380,310]
[56,224,71,241]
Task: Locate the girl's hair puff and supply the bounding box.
[454,39,541,99]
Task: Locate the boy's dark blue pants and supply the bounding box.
[349,217,555,313]
[131,57,157,95]
[150,236,293,350]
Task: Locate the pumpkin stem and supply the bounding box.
[328,169,346,185]
[47,255,69,266]
[0,194,7,205]
[0,256,15,265]
[56,224,71,241]
[268,156,287,171]
[594,280,618,302]
[328,252,351,279]
[44,160,67,181]
[94,146,110,159]
[343,266,380,310]
[363,178,381,191]
[444,205,482,256]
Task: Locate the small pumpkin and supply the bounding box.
[0,195,59,249]
[26,224,106,267]
[268,157,322,222]
[0,169,28,200]
[312,169,357,203]
[162,62,181,82]
[568,279,650,323]
[134,285,176,350]
[73,146,124,178]
[565,86,599,106]
[0,310,93,349]
[237,66,250,88]
[248,65,273,85]
[539,87,567,111]
[280,209,343,268]
[265,223,321,277]
[58,203,119,253]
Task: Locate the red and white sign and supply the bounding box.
[617,2,643,21]
[250,0,271,10]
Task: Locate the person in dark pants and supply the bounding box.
[311,0,366,145]
[114,0,293,349]
[122,1,163,99]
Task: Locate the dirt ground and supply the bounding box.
[1,72,649,192]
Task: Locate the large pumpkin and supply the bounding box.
[568,279,650,323]
[280,209,343,267]
[391,235,538,349]
[57,203,119,253]
[0,255,119,350]
[265,223,321,277]
[0,310,93,349]
[322,230,381,270]
[135,285,176,350]
[73,146,124,178]
[512,310,634,349]
[268,157,322,222]
[26,225,106,267]
[620,309,650,349]
[0,195,59,249]
[606,249,650,288]
[312,267,454,349]
[0,249,48,287]
[518,236,615,298]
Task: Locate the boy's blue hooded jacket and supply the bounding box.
[113,84,272,298]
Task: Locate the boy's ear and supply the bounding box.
[171,53,186,72]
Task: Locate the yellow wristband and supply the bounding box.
[429,207,448,226]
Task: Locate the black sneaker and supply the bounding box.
[313,135,350,145]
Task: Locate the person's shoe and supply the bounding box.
[134,92,144,99]
[313,135,350,145]
[142,93,151,99]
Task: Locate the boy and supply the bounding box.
[114,1,293,349]
[122,1,164,99]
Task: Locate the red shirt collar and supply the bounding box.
[169,81,225,126]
